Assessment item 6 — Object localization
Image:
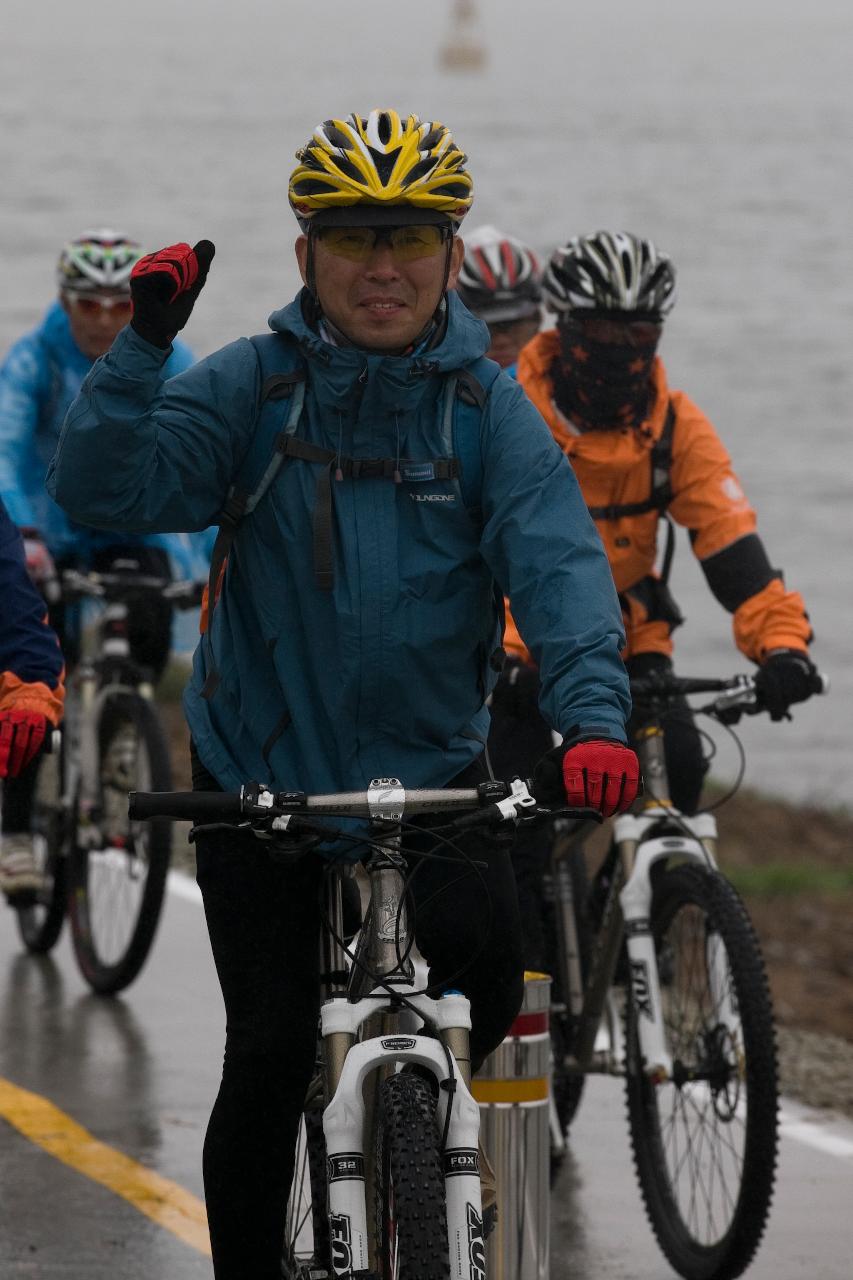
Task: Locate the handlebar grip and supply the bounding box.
[128,790,243,822]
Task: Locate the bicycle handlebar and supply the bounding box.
[128,778,601,829]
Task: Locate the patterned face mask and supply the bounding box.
[552,317,661,432]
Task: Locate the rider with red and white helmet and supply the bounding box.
[456,224,542,370]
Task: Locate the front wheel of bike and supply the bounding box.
[376,1074,449,1279]
[626,863,778,1280]
[282,1107,329,1277]
[549,840,591,1153]
[15,744,68,953]
[69,691,172,994]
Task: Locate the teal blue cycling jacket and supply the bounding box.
[48,290,630,794]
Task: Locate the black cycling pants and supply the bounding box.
[192,748,523,1280]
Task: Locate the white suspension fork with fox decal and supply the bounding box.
[321,992,483,1279]
[615,809,742,1081]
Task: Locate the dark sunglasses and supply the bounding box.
[316,223,450,263]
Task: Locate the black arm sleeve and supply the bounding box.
[694,532,781,614]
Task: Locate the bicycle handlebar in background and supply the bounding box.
[630,669,828,724]
[52,569,206,611]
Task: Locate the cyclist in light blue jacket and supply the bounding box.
[0,230,211,671]
[49,113,639,1280]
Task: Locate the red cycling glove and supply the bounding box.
[130,239,215,349]
[562,739,640,817]
[0,709,48,778]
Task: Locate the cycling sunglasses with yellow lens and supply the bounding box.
[316,223,450,263]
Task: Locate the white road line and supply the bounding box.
[779,1103,853,1160]
[166,870,853,1161]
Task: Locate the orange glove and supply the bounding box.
[0,709,47,778]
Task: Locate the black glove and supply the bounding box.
[130,240,215,349]
[754,649,819,721]
[490,657,541,721]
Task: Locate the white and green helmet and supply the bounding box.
[57,229,143,294]
[542,231,677,319]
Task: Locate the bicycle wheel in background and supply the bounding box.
[68,690,172,994]
[282,1107,329,1277]
[548,839,592,1143]
[15,743,69,954]
[626,863,778,1280]
[375,1073,450,1279]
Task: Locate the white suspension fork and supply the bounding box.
[615,811,728,1082]
[322,993,482,1279]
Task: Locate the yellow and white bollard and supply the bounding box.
[472,972,551,1280]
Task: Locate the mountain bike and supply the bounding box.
[14,568,203,994]
[546,668,825,1280]
[129,775,590,1278]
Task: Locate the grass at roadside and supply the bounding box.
[728,864,853,895]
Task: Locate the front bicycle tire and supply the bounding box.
[549,841,591,1143]
[15,746,68,954]
[69,691,172,994]
[626,864,778,1280]
[375,1074,449,1279]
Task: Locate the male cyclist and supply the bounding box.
[0,498,64,901]
[49,113,639,1280]
[509,230,817,825]
[455,223,542,372]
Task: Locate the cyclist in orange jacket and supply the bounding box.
[506,230,816,821]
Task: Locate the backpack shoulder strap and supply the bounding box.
[201,335,306,699]
[440,356,502,516]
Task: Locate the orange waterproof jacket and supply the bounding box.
[509,330,811,664]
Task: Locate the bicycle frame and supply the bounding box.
[315,829,485,1279]
[553,720,742,1087]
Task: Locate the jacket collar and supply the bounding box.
[267,288,490,385]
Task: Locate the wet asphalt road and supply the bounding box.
[1,877,852,1279]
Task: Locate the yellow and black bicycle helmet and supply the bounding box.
[288,109,473,229]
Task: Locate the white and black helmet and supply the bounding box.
[542,231,676,319]
[57,229,143,294]
[456,225,542,323]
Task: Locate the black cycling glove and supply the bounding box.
[130,240,215,349]
[754,649,819,721]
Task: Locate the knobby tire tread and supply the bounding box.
[626,864,778,1280]
[377,1073,449,1279]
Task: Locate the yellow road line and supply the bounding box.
[0,1075,210,1257]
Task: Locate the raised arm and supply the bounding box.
[47,240,260,536]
